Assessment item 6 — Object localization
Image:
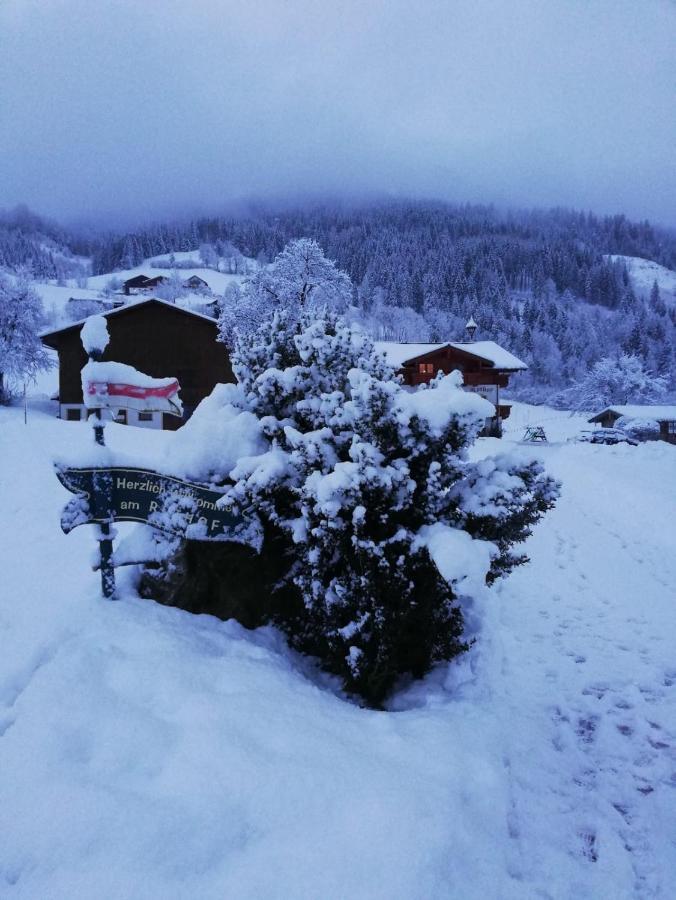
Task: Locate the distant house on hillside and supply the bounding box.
[376,337,527,436]
[41,298,234,430]
[588,405,676,444]
[183,275,209,291]
[122,274,168,295]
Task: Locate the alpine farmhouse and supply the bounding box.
[376,340,527,435]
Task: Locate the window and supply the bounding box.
[115,409,127,424]
[66,408,81,421]
[667,422,676,434]
[138,411,153,422]
[418,362,434,374]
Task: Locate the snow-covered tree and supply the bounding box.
[218,238,351,346]
[198,243,219,270]
[563,354,667,411]
[155,271,185,302]
[161,311,559,706]
[0,275,51,403]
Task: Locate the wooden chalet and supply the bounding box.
[183,275,209,291]
[122,274,167,295]
[376,339,528,435]
[588,405,676,444]
[41,299,234,430]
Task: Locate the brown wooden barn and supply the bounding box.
[588,405,676,444]
[41,299,234,430]
[376,340,528,434]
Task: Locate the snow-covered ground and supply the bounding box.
[608,255,676,308]
[0,401,675,898]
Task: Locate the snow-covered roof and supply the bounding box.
[40,297,219,345]
[376,343,446,368]
[590,405,676,422]
[449,341,527,370]
[375,340,527,371]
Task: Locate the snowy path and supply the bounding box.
[0,405,675,898]
[494,439,676,898]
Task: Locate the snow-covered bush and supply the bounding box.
[155,311,559,706]
[100,275,122,297]
[155,272,187,302]
[614,415,660,441]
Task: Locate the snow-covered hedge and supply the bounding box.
[149,310,559,706]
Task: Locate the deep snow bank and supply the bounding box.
[0,404,675,898]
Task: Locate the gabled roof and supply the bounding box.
[375,340,528,371]
[589,404,676,423]
[40,297,219,349]
[122,274,151,286]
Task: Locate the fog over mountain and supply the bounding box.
[0,0,674,225]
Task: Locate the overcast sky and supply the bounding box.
[1,0,674,226]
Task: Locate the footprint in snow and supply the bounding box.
[578,829,599,862]
[576,715,599,744]
[582,682,612,700]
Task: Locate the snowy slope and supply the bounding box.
[87,252,250,296]
[608,255,676,308]
[0,404,675,898]
[16,250,252,332]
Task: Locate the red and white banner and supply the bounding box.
[82,361,183,417]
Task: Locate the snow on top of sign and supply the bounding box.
[598,404,676,421]
[374,341,527,370]
[82,360,177,389]
[80,315,109,354]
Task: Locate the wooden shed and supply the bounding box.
[41,299,234,430]
[183,275,209,291]
[122,274,167,295]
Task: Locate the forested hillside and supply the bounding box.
[3,201,675,398]
[79,202,676,398]
[0,206,89,283]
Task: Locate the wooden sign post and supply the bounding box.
[83,323,117,599]
[69,314,190,600]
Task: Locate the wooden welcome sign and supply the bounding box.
[55,314,259,601]
[55,465,254,542]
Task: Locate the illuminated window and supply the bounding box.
[418,362,434,374]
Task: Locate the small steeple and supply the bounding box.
[465,316,478,341]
